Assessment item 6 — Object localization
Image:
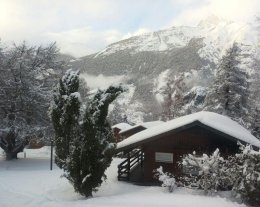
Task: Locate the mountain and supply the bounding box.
[70,15,260,124]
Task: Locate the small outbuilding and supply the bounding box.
[112,123,132,142]
[116,111,260,183]
[119,121,164,139]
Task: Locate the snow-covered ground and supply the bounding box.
[0,147,247,207]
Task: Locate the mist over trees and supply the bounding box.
[154,71,187,121]
[150,42,259,139]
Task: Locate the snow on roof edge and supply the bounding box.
[117,111,260,151]
[119,121,164,134]
[112,123,132,130]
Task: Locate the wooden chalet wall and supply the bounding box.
[141,125,239,182]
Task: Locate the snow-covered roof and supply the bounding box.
[112,123,132,131]
[119,121,164,135]
[117,111,260,151]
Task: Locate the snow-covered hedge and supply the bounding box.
[230,144,260,205]
[180,144,260,205]
[181,149,231,194]
[154,144,260,205]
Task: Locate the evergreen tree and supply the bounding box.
[205,43,249,126]
[50,69,81,169]
[247,59,260,139]
[78,86,124,196]
[249,107,260,139]
[50,70,124,197]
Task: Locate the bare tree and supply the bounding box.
[0,42,64,159]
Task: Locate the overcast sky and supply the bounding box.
[0,0,259,57]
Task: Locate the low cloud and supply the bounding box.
[170,0,259,26]
[81,73,125,89]
[123,28,151,39]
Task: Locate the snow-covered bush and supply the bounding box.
[154,166,176,192]
[230,144,260,205]
[181,149,231,194]
[50,69,124,197]
[181,144,260,204]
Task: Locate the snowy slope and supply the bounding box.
[95,15,259,65]
[95,25,202,56]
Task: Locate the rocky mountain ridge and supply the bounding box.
[70,15,260,123]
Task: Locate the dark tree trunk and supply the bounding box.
[6,152,18,160]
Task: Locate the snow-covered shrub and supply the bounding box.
[230,144,260,205]
[154,166,176,192]
[181,144,260,204]
[181,149,231,194]
[50,69,124,197]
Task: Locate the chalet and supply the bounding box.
[112,123,132,142]
[116,111,260,183]
[119,121,164,139]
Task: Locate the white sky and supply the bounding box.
[0,0,259,57]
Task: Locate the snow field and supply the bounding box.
[0,147,247,207]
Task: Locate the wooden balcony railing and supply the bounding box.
[118,149,144,181]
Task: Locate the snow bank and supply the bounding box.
[117,111,260,151]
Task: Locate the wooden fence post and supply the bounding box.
[50,140,53,171]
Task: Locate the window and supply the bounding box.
[155,152,173,163]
